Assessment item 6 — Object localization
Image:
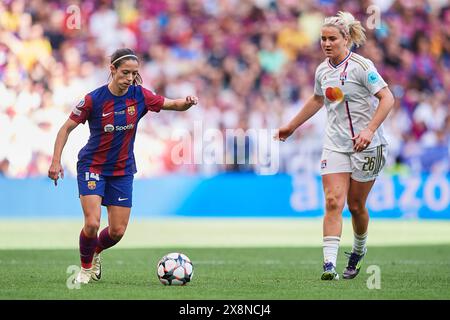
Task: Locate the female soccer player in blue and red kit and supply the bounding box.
[48,48,198,284]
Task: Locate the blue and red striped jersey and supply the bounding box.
[69,84,164,176]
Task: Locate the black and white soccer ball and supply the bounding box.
[157,252,194,286]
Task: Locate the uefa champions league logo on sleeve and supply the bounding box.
[368,71,380,84]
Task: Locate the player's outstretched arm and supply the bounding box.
[162,96,198,111]
[48,118,79,186]
[274,94,324,142]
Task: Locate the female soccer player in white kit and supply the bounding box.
[276,12,395,280]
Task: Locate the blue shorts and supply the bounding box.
[77,172,133,207]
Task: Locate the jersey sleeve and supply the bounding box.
[359,61,387,95]
[142,87,165,113]
[69,94,92,124]
[313,66,324,96]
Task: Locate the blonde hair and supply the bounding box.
[323,11,366,48]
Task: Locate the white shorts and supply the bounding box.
[320,145,387,182]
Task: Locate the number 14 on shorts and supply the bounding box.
[85,172,100,181]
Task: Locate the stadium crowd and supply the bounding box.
[0,0,449,178]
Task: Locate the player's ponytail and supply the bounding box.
[109,48,143,85]
[323,11,366,49]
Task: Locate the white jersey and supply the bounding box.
[314,52,388,152]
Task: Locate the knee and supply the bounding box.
[84,220,100,237]
[347,201,367,216]
[325,194,345,213]
[109,226,126,240]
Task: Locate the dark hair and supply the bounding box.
[109,48,142,85]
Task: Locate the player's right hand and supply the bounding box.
[185,95,198,108]
[48,162,64,186]
[274,125,294,142]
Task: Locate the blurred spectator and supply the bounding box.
[225,117,254,173]
[385,155,411,177]
[0,0,449,178]
[0,158,10,177]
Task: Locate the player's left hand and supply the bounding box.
[352,128,374,152]
[185,96,198,108]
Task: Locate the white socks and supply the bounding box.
[323,236,340,266]
[323,232,367,267]
[352,232,368,255]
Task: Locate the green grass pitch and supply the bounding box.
[0,219,449,299]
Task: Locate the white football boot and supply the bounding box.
[91,253,102,281]
[74,267,92,284]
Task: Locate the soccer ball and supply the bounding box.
[157,252,194,286]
